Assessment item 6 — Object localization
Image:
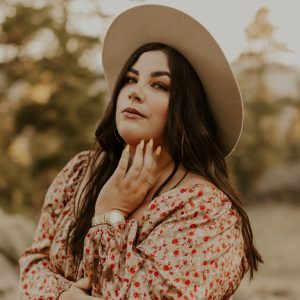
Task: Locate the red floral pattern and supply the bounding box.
[19,151,249,299]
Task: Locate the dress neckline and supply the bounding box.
[70,151,221,225]
[132,181,220,225]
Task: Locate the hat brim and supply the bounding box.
[102,4,243,157]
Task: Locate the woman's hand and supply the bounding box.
[94,139,161,216]
[58,278,98,300]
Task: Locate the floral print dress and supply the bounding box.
[19,151,248,299]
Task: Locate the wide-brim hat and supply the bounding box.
[102,4,243,157]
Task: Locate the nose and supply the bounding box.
[128,87,144,103]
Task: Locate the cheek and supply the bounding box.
[151,100,169,122]
[116,92,126,118]
[116,91,124,110]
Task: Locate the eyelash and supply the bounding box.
[124,76,169,92]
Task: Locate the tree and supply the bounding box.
[0,0,108,217]
[229,7,299,198]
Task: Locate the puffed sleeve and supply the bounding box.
[83,184,249,299]
[19,151,89,300]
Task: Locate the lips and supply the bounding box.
[122,107,146,117]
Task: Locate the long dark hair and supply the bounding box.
[69,42,263,278]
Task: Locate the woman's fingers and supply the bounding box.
[115,139,161,195]
[124,140,144,184]
[137,139,157,188]
[74,277,92,290]
[150,145,161,178]
[73,278,99,298]
[114,144,130,179]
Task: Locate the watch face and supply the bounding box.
[109,210,124,224]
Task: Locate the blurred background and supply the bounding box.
[0,0,299,299]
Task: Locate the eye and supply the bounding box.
[123,76,169,91]
[152,82,169,91]
[124,76,136,84]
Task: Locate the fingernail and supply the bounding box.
[140,139,144,150]
[149,138,153,148]
[125,144,129,152]
[155,146,161,156]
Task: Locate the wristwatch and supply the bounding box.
[92,209,126,226]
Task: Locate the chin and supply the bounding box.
[117,129,140,143]
[117,124,160,145]
[119,131,150,145]
[121,136,144,145]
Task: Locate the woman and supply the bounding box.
[19,4,262,299]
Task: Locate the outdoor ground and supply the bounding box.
[234,201,300,300]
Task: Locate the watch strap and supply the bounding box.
[91,212,110,227]
[92,209,125,227]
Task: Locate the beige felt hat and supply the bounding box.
[102,4,243,157]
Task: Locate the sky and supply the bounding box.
[97,0,300,66]
[0,0,299,68]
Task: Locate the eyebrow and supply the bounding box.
[128,67,171,79]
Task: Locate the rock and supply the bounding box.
[0,207,35,300]
[0,254,19,300]
[255,161,300,199]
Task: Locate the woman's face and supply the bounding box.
[116,50,171,146]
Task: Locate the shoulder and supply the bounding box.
[164,174,238,225]
[175,172,227,205]
[64,150,91,171]
[61,149,107,177]
[142,175,244,255]
[176,180,231,212]
[181,172,216,188]
[165,180,243,247]
[39,151,91,213]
